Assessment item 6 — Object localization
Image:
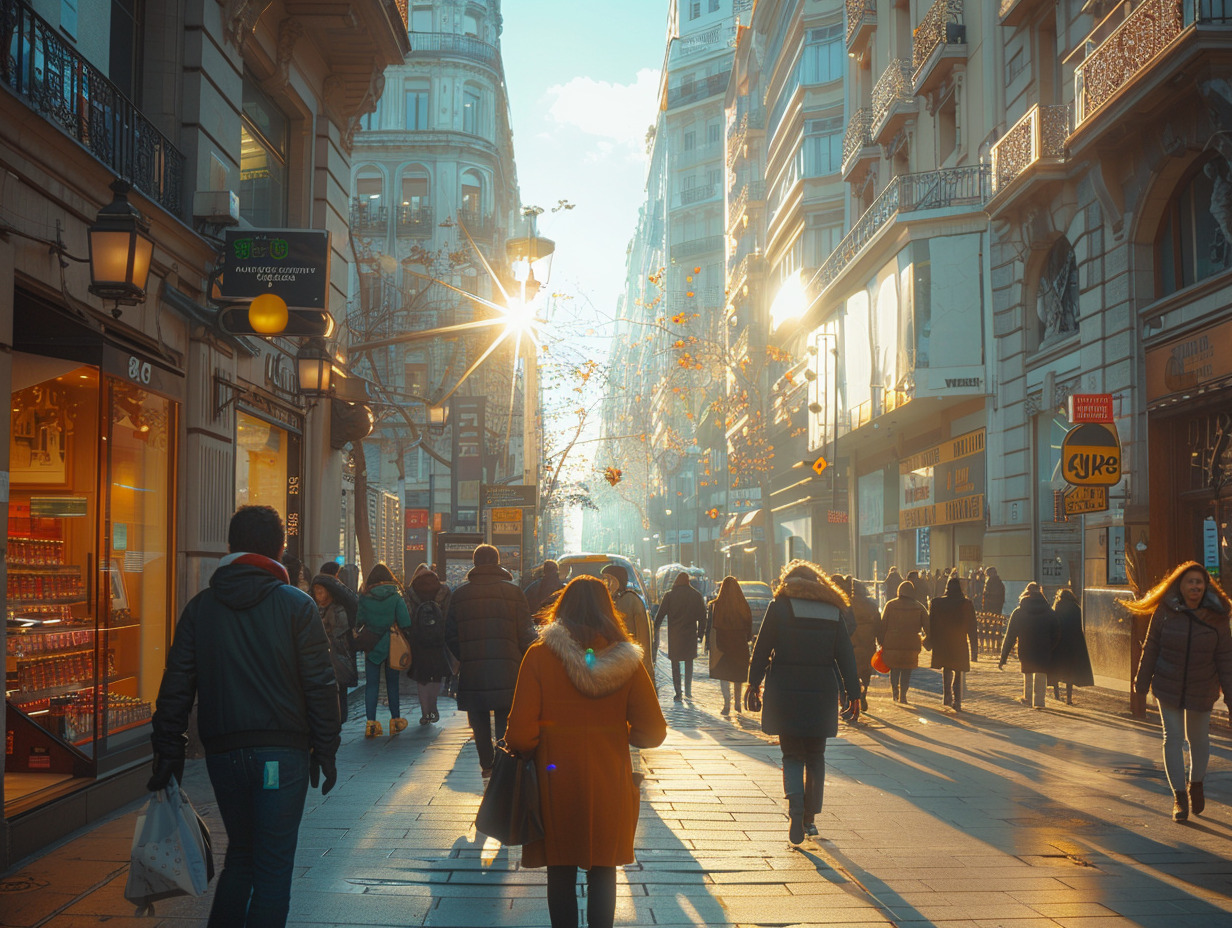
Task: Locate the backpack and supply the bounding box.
[412,597,446,648]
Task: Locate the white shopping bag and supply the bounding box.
[123,779,214,914]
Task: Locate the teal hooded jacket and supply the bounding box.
[357,582,412,665]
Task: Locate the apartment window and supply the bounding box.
[461,170,483,216]
[689,0,701,19]
[60,0,77,38]
[463,87,483,135]
[707,168,722,188]
[463,13,480,37]
[405,82,429,130]
[804,117,843,176]
[411,4,432,31]
[360,99,382,131]
[709,0,719,10]
[356,170,383,209]
[401,171,429,210]
[806,219,842,265]
[240,77,289,226]
[1155,155,1232,297]
[801,26,843,85]
[683,130,697,151]
[707,120,721,145]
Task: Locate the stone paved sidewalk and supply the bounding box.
[3,655,1232,927]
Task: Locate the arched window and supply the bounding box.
[400,166,430,211]
[1156,154,1232,298]
[461,169,484,221]
[463,13,480,37]
[355,167,383,209]
[1036,236,1079,343]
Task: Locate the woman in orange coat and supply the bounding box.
[506,576,667,928]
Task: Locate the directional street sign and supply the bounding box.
[812,454,829,476]
[1063,485,1109,516]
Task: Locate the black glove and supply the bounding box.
[744,686,762,713]
[310,754,338,795]
[841,698,860,723]
[147,753,184,792]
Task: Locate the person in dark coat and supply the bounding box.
[929,577,976,711]
[703,576,752,715]
[149,506,339,928]
[446,544,536,776]
[318,562,359,627]
[904,570,929,609]
[312,573,354,723]
[982,566,1006,615]
[878,580,929,704]
[839,576,879,711]
[745,561,860,844]
[1131,561,1232,822]
[525,559,565,620]
[883,567,903,609]
[406,564,453,725]
[999,582,1058,708]
[1049,587,1094,704]
[653,571,706,701]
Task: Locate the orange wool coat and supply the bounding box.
[505,622,667,869]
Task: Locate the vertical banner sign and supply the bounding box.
[451,398,486,532]
[404,509,429,570]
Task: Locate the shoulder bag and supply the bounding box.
[388,624,413,671]
[474,740,544,845]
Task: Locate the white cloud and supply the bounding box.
[544,68,660,155]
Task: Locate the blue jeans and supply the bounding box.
[205,747,310,928]
[365,657,402,720]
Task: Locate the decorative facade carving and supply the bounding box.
[221,0,274,52]
[262,17,304,95]
[1037,236,1079,342]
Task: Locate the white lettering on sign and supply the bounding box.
[127,357,151,385]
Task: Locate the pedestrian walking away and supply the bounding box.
[999,582,1058,709]
[406,563,453,725]
[446,543,536,776]
[929,576,976,711]
[1049,586,1094,705]
[982,566,1006,616]
[882,567,903,610]
[149,505,340,928]
[745,560,860,844]
[311,572,354,723]
[653,571,706,701]
[525,558,565,620]
[703,576,753,715]
[357,563,413,737]
[603,564,654,678]
[506,576,667,928]
[878,580,929,704]
[839,576,879,711]
[1130,561,1232,822]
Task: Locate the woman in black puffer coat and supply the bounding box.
[746,561,860,845]
[1130,561,1232,822]
[929,577,976,711]
[999,583,1058,709]
[1049,587,1094,705]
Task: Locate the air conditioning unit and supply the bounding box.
[192,190,240,225]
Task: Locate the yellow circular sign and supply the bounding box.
[1061,423,1121,487]
[248,292,289,334]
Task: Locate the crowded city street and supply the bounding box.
[4,651,1230,928]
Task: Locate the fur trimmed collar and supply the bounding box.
[1167,589,1232,626]
[773,576,849,609]
[540,622,644,697]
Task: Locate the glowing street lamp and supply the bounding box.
[87,180,154,307]
[506,233,555,304]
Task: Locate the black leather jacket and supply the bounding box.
[151,561,341,759]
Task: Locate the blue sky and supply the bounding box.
[501,0,668,328]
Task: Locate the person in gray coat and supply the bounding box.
[999,583,1058,708]
[745,561,860,845]
[653,572,706,701]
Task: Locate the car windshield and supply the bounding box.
[560,558,647,600]
[739,581,772,598]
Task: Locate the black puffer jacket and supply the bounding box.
[747,576,860,738]
[1050,589,1094,687]
[151,559,341,760]
[999,588,1058,674]
[312,573,358,627]
[446,563,536,711]
[1135,590,1232,711]
[929,587,976,672]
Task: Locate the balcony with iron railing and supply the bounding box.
[351,199,389,235]
[841,107,878,179]
[396,205,434,236]
[408,32,504,76]
[671,142,722,170]
[1072,0,1232,138]
[677,183,719,208]
[670,236,725,261]
[812,164,990,299]
[846,0,878,54]
[728,250,766,297]
[988,104,1069,211]
[727,180,766,230]
[0,0,185,217]
[912,0,967,96]
[667,72,729,109]
[871,60,917,145]
[726,103,766,167]
[458,209,494,239]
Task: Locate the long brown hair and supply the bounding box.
[711,576,751,628]
[1124,560,1231,616]
[363,563,399,593]
[544,576,629,645]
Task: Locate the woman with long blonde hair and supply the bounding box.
[1129,561,1232,822]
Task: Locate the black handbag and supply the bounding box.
[352,624,384,653]
[329,633,359,687]
[474,740,544,845]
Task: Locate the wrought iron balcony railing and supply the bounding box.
[1072,0,1231,129]
[351,200,389,234]
[458,209,494,238]
[842,107,875,174]
[913,0,966,79]
[846,0,877,45]
[990,104,1069,192]
[0,0,185,216]
[872,60,915,134]
[813,164,990,297]
[670,236,724,261]
[409,32,503,75]
[667,72,729,109]
[679,183,718,206]
[395,205,433,236]
[728,180,766,225]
